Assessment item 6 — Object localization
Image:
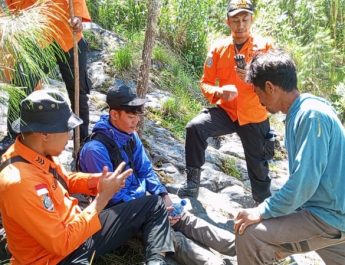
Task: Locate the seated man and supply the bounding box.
[0,89,173,265]
[234,50,345,264]
[78,85,236,265]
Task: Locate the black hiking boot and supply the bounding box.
[177,167,201,198]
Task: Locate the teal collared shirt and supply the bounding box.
[259,93,345,232]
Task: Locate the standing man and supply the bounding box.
[179,0,273,204]
[0,89,173,264]
[0,0,92,152]
[234,50,345,265]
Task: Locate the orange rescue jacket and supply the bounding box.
[5,0,91,52]
[201,34,272,125]
[0,138,101,265]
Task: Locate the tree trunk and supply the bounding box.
[137,0,161,133]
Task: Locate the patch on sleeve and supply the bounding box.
[205,57,213,68]
[35,184,48,196]
[35,184,55,211]
[42,194,55,211]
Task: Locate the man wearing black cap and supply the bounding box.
[78,84,236,265]
[178,0,274,205]
[0,89,174,264]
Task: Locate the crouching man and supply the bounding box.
[234,50,345,265]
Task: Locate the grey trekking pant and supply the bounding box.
[172,212,235,265]
[236,209,345,265]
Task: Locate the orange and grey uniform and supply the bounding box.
[0,139,100,264]
[0,139,174,265]
[4,0,92,140]
[185,34,273,202]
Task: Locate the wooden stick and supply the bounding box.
[68,0,80,157]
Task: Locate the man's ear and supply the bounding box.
[265,81,275,94]
[40,132,49,142]
[109,109,119,120]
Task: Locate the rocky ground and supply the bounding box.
[0,23,325,265]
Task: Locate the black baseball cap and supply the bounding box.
[227,0,254,17]
[106,85,147,109]
[12,89,82,133]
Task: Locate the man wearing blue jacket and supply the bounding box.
[79,84,236,265]
[234,50,345,265]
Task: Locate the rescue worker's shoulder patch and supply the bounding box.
[42,194,55,212]
[35,184,55,212]
[205,57,213,68]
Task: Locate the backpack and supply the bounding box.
[76,131,136,175]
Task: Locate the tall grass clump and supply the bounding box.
[0,1,64,87]
[86,0,147,35]
[112,46,133,72]
[150,45,204,138]
[159,0,214,74]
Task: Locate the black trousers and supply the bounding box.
[59,195,174,265]
[185,107,272,202]
[7,38,91,141]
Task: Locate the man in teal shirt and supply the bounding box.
[234,50,345,265]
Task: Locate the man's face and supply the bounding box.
[112,110,141,134]
[43,131,70,156]
[254,85,280,114]
[227,12,253,43]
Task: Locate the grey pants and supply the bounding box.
[236,210,345,265]
[172,213,235,265]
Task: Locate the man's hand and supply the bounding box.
[69,16,83,32]
[234,207,262,235]
[216,85,238,101]
[93,163,132,213]
[161,194,181,226]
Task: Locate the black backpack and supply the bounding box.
[76,131,136,175]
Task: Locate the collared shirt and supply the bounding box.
[5,0,91,52]
[259,94,345,232]
[0,138,101,264]
[201,34,272,125]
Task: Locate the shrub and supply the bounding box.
[112,46,133,72]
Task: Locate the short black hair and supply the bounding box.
[247,49,298,92]
[111,105,144,114]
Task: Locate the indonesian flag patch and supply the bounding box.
[35,184,55,211]
[35,184,48,196]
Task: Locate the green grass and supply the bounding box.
[93,241,144,265]
[83,30,102,50]
[112,46,133,72]
[221,157,241,180]
[149,45,204,139]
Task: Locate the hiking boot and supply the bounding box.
[146,254,167,265]
[177,167,201,198]
[0,135,15,156]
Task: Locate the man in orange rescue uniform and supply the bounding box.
[0,89,173,264]
[0,0,92,152]
[178,0,274,204]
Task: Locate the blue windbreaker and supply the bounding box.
[79,115,167,205]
